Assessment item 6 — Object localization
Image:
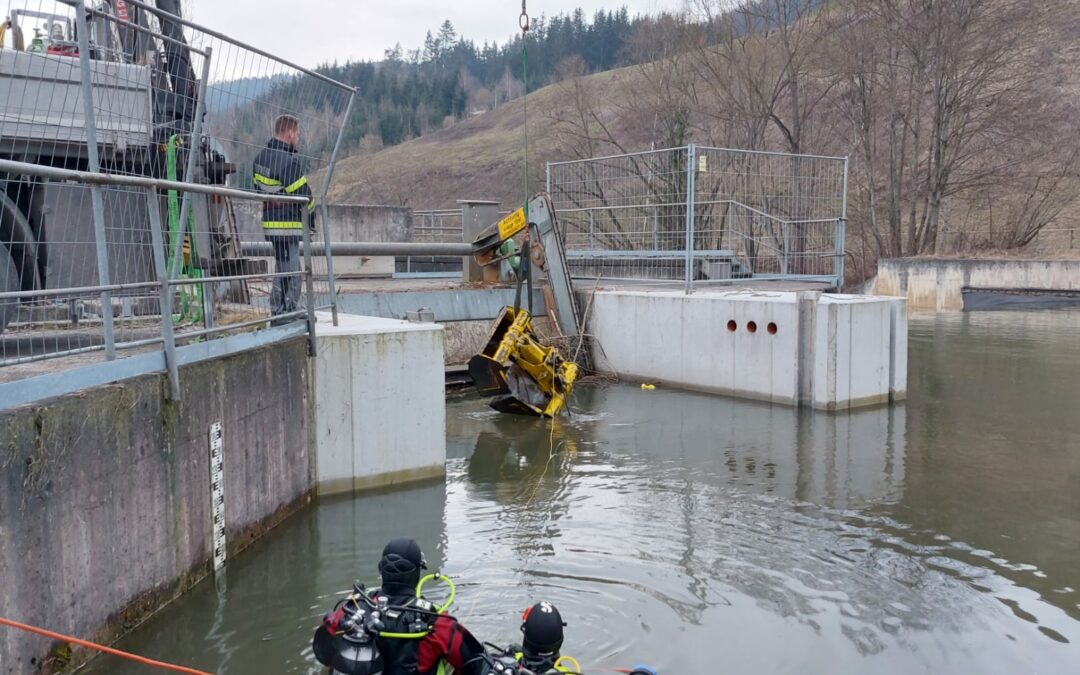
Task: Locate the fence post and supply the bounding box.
[837,157,849,290]
[170,47,213,280]
[74,0,116,360]
[302,210,318,357]
[684,144,697,294]
[459,200,499,282]
[545,162,552,195]
[781,221,790,276]
[145,188,181,400]
[318,91,356,327]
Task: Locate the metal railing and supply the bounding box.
[401,208,464,277]
[0,0,353,404]
[547,145,848,292]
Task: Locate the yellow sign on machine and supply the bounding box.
[497,208,528,242]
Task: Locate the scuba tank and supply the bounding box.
[484,652,522,674]
[314,575,457,674]
[314,585,386,675]
[329,633,383,675]
[473,644,581,675]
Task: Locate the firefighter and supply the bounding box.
[252,114,316,319]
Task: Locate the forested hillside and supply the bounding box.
[322,0,1080,283]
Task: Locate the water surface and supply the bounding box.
[83,310,1080,674]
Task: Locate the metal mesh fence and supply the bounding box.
[547,148,694,284]
[401,208,463,276]
[547,145,847,290]
[0,0,352,394]
[692,147,847,283]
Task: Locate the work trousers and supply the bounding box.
[268,235,302,316]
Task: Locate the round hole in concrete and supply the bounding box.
[767,322,778,335]
[727,320,737,332]
[747,321,758,334]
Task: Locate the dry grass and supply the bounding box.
[324,67,637,210]
[321,3,1080,259]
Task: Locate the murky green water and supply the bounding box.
[83,310,1080,674]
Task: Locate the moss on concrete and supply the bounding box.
[0,337,314,674]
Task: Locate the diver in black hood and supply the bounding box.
[313,537,484,674]
[469,601,658,675]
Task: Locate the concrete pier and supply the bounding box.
[871,258,1080,312]
[312,313,446,495]
[0,338,313,672]
[586,288,906,410]
[0,311,450,671]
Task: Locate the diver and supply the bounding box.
[469,601,658,675]
[313,537,484,675]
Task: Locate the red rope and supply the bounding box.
[0,616,214,675]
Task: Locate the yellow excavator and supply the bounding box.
[467,195,582,418]
[469,305,578,417]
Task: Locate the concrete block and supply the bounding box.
[313,313,446,495]
[814,295,902,410]
[890,299,909,400]
[587,288,906,410]
[0,338,312,672]
[332,255,396,279]
[873,259,1080,312]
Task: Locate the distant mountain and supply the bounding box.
[204,74,291,113]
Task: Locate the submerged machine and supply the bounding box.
[469,305,578,417]
[467,194,583,418]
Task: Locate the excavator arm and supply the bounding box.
[468,195,583,418]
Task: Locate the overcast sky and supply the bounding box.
[184,0,681,68]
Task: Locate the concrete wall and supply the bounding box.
[871,258,1080,312]
[814,295,908,410]
[312,314,446,495]
[587,289,906,410]
[333,286,550,367]
[0,339,312,673]
[235,202,411,277]
[234,201,412,242]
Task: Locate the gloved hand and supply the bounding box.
[308,208,318,234]
[629,666,658,675]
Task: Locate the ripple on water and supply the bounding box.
[81,372,1080,674]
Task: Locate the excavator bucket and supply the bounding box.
[468,307,517,397]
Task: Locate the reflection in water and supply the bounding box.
[81,484,449,675]
[84,310,1080,674]
[455,386,906,511]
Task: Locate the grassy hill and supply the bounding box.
[325,67,636,210]
[322,1,1080,264]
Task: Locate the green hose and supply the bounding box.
[166,135,203,325]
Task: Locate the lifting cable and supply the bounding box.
[520,0,530,217]
[0,616,214,675]
[517,1,534,315]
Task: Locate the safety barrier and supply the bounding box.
[0,0,354,403]
[403,208,465,277]
[547,145,848,292]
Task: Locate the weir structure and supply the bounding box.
[0,5,904,672]
[548,146,905,410]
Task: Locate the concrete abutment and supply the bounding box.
[586,289,906,411]
[0,312,448,673]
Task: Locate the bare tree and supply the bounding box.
[835,0,1061,259]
